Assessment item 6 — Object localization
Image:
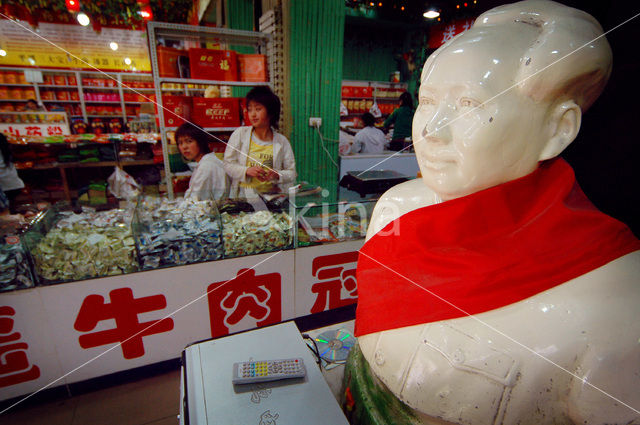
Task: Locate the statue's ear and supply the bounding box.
[538,100,581,161]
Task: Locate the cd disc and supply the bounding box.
[314,329,355,362]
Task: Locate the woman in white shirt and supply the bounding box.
[223,86,296,198]
[175,123,228,201]
[353,112,387,154]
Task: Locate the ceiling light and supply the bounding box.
[77,12,90,26]
[124,57,132,65]
[110,42,119,51]
[424,10,440,19]
[0,49,7,57]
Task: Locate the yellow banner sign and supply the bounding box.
[0,20,151,72]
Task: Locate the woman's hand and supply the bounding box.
[246,166,268,181]
[265,170,280,181]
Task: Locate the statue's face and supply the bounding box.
[413,26,552,200]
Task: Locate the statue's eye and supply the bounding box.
[419,97,436,108]
[459,97,481,108]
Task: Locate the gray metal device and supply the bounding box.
[181,321,349,425]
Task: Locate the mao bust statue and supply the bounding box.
[345,1,640,424]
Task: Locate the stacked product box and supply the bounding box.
[155,45,267,82]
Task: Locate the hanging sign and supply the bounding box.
[0,20,150,72]
[428,18,476,49]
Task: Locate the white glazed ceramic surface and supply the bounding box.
[359,1,639,424]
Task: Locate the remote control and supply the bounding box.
[232,358,306,385]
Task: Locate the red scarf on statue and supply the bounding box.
[355,159,639,336]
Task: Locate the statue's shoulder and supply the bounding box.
[366,179,437,240]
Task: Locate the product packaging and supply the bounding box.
[192,97,240,127]
[188,48,238,81]
[162,95,192,127]
[237,54,268,82]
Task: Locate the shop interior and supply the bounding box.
[0,0,638,424]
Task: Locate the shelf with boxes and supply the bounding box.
[340,80,408,117]
[147,21,272,197]
[5,132,163,204]
[0,67,156,134]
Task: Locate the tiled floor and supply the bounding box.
[0,368,181,425]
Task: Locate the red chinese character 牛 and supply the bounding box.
[310,251,359,314]
[0,306,41,388]
[74,288,174,359]
[207,269,281,338]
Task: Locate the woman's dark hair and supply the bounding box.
[361,112,375,127]
[175,122,211,155]
[0,133,13,167]
[246,86,281,128]
[399,91,413,108]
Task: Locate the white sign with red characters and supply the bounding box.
[0,240,364,401]
[36,251,294,385]
[0,289,63,400]
[0,123,71,137]
[294,240,364,316]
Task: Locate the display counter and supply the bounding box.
[11,191,376,286]
[134,197,224,270]
[24,205,137,284]
[1,221,36,293]
[0,191,373,401]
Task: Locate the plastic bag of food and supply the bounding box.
[107,167,140,200]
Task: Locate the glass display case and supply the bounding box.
[290,190,377,247]
[22,204,138,284]
[132,196,223,270]
[0,219,36,292]
[217,197,294,258]
[8,188,376,290]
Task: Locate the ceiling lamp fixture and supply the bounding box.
[77,12,90,26]
[110,42,119,51]
[0,49,7,57]
[65,0,81,13]
[424,9,440,19]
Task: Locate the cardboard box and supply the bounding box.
[188,49,238,81]
[192,97,241,127]
[157,46,185,78]
[162,95,192,127]
[239,98,250,125]
[237,54,267,82]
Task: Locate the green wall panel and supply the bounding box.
[226,0,254,31]
[226,0,254,98]
[289,0,344,201]
[343,25,399,81]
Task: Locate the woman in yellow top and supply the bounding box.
[223,86,297,198]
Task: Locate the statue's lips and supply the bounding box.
[417,151,456,171]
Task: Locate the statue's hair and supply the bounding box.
[423,0,612,112]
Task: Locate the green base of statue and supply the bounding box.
[340,342,422,425]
